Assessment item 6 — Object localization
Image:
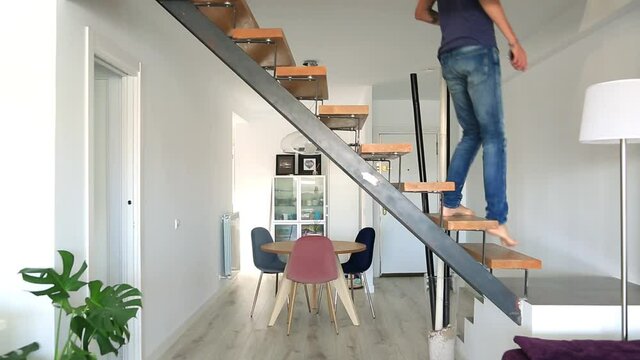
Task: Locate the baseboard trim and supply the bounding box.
[145,276,238,360]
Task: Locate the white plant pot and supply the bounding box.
[428,325,455,360]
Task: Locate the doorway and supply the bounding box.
[92,61,125,286]
[88,54,141,359]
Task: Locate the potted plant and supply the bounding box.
[0,343,39,360]
[12,250,142,359]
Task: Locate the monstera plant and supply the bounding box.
[15,250,142,360]
[0,343,39,360]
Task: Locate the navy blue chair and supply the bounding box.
[250,227,287,318]
[340,227,376,318]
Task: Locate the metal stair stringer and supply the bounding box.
[157,0,522,325]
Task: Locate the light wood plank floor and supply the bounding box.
[160,273,432,360]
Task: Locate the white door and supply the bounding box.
[92,63,126,287]
[90,58,140,360]
[379,132,439,274]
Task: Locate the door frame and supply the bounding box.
[84,27,142,359]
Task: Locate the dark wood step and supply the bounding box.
[461,243,542,270]
[426,213,498,231]
[230,28,295,68]
[359,143,412,161]
[275,66,328,100]
[317,105,369,131]
[393,182,454,193]
[192,0,258,35]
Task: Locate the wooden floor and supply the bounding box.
[160,273,431,360]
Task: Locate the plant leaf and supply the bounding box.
[18,250,87,313]
[0,342,39,360]
[71,280,142,356]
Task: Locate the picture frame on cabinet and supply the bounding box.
[298,154,321,175]
[275,154,295,175]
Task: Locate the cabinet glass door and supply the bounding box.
[299,176,324,221]
[274,224,298,242]
[301,224,324,236]
[273,177,297,221]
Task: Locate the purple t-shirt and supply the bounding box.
[437,0,497,56]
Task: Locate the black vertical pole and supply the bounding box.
[410,73,436,329]
[410,75,430,214]
[443,89,452,327]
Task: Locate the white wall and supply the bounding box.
[55,0,248,356]
[0,2,56,358]
[326,86,374,241]
[234,105,296,271]
[465,5,640,281]
[235,85,374,273]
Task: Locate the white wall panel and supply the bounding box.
[0,2,56,358]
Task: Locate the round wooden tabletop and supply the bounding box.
[261,240,365,255]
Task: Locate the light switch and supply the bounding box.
[174,219,181,230]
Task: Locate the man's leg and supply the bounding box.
[441,50,482,214]
[466,47,517,246]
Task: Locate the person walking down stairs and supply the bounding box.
[415,0,527,247]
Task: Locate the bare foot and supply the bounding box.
[487,224,518,247]
[442,205,475,217]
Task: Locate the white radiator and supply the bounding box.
[221,212,240,278]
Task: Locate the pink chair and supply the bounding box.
[286,235,339,335]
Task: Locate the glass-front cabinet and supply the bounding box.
[272,175,326,242]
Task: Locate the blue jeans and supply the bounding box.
[439,46,508,224]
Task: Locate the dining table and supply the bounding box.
[261,240,366,326]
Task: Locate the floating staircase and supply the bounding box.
[158,0,531,325]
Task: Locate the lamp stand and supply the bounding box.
[620,139,628,341]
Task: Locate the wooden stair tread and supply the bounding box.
[358,143,412,161]
[275,66,328,100]
[426,213,498,231]
[230,28,295,68]
[393,181,455,193]
[461,243,542,270]
[193,0,258,35]
[318,105,369,131]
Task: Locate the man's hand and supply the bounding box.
[479,0,528,71]
[415,0,439,25]
[509,42,527,71]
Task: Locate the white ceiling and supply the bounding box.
[246,0,580,99]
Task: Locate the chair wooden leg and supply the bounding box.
[304,284,311,313]
[326,282,338,334]
[250,272,264,318]
[350,274,354,300]
[316,284,324,315]
[361,272,376,319]
[333,287,338,316]
[287,282,298,335]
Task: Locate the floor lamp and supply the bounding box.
[580,78,640,341]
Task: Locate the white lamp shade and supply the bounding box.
[580,79,640,143]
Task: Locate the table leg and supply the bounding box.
[268,264,292,326]
[333,257,360,326]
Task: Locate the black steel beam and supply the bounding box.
[156,0,522,325]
